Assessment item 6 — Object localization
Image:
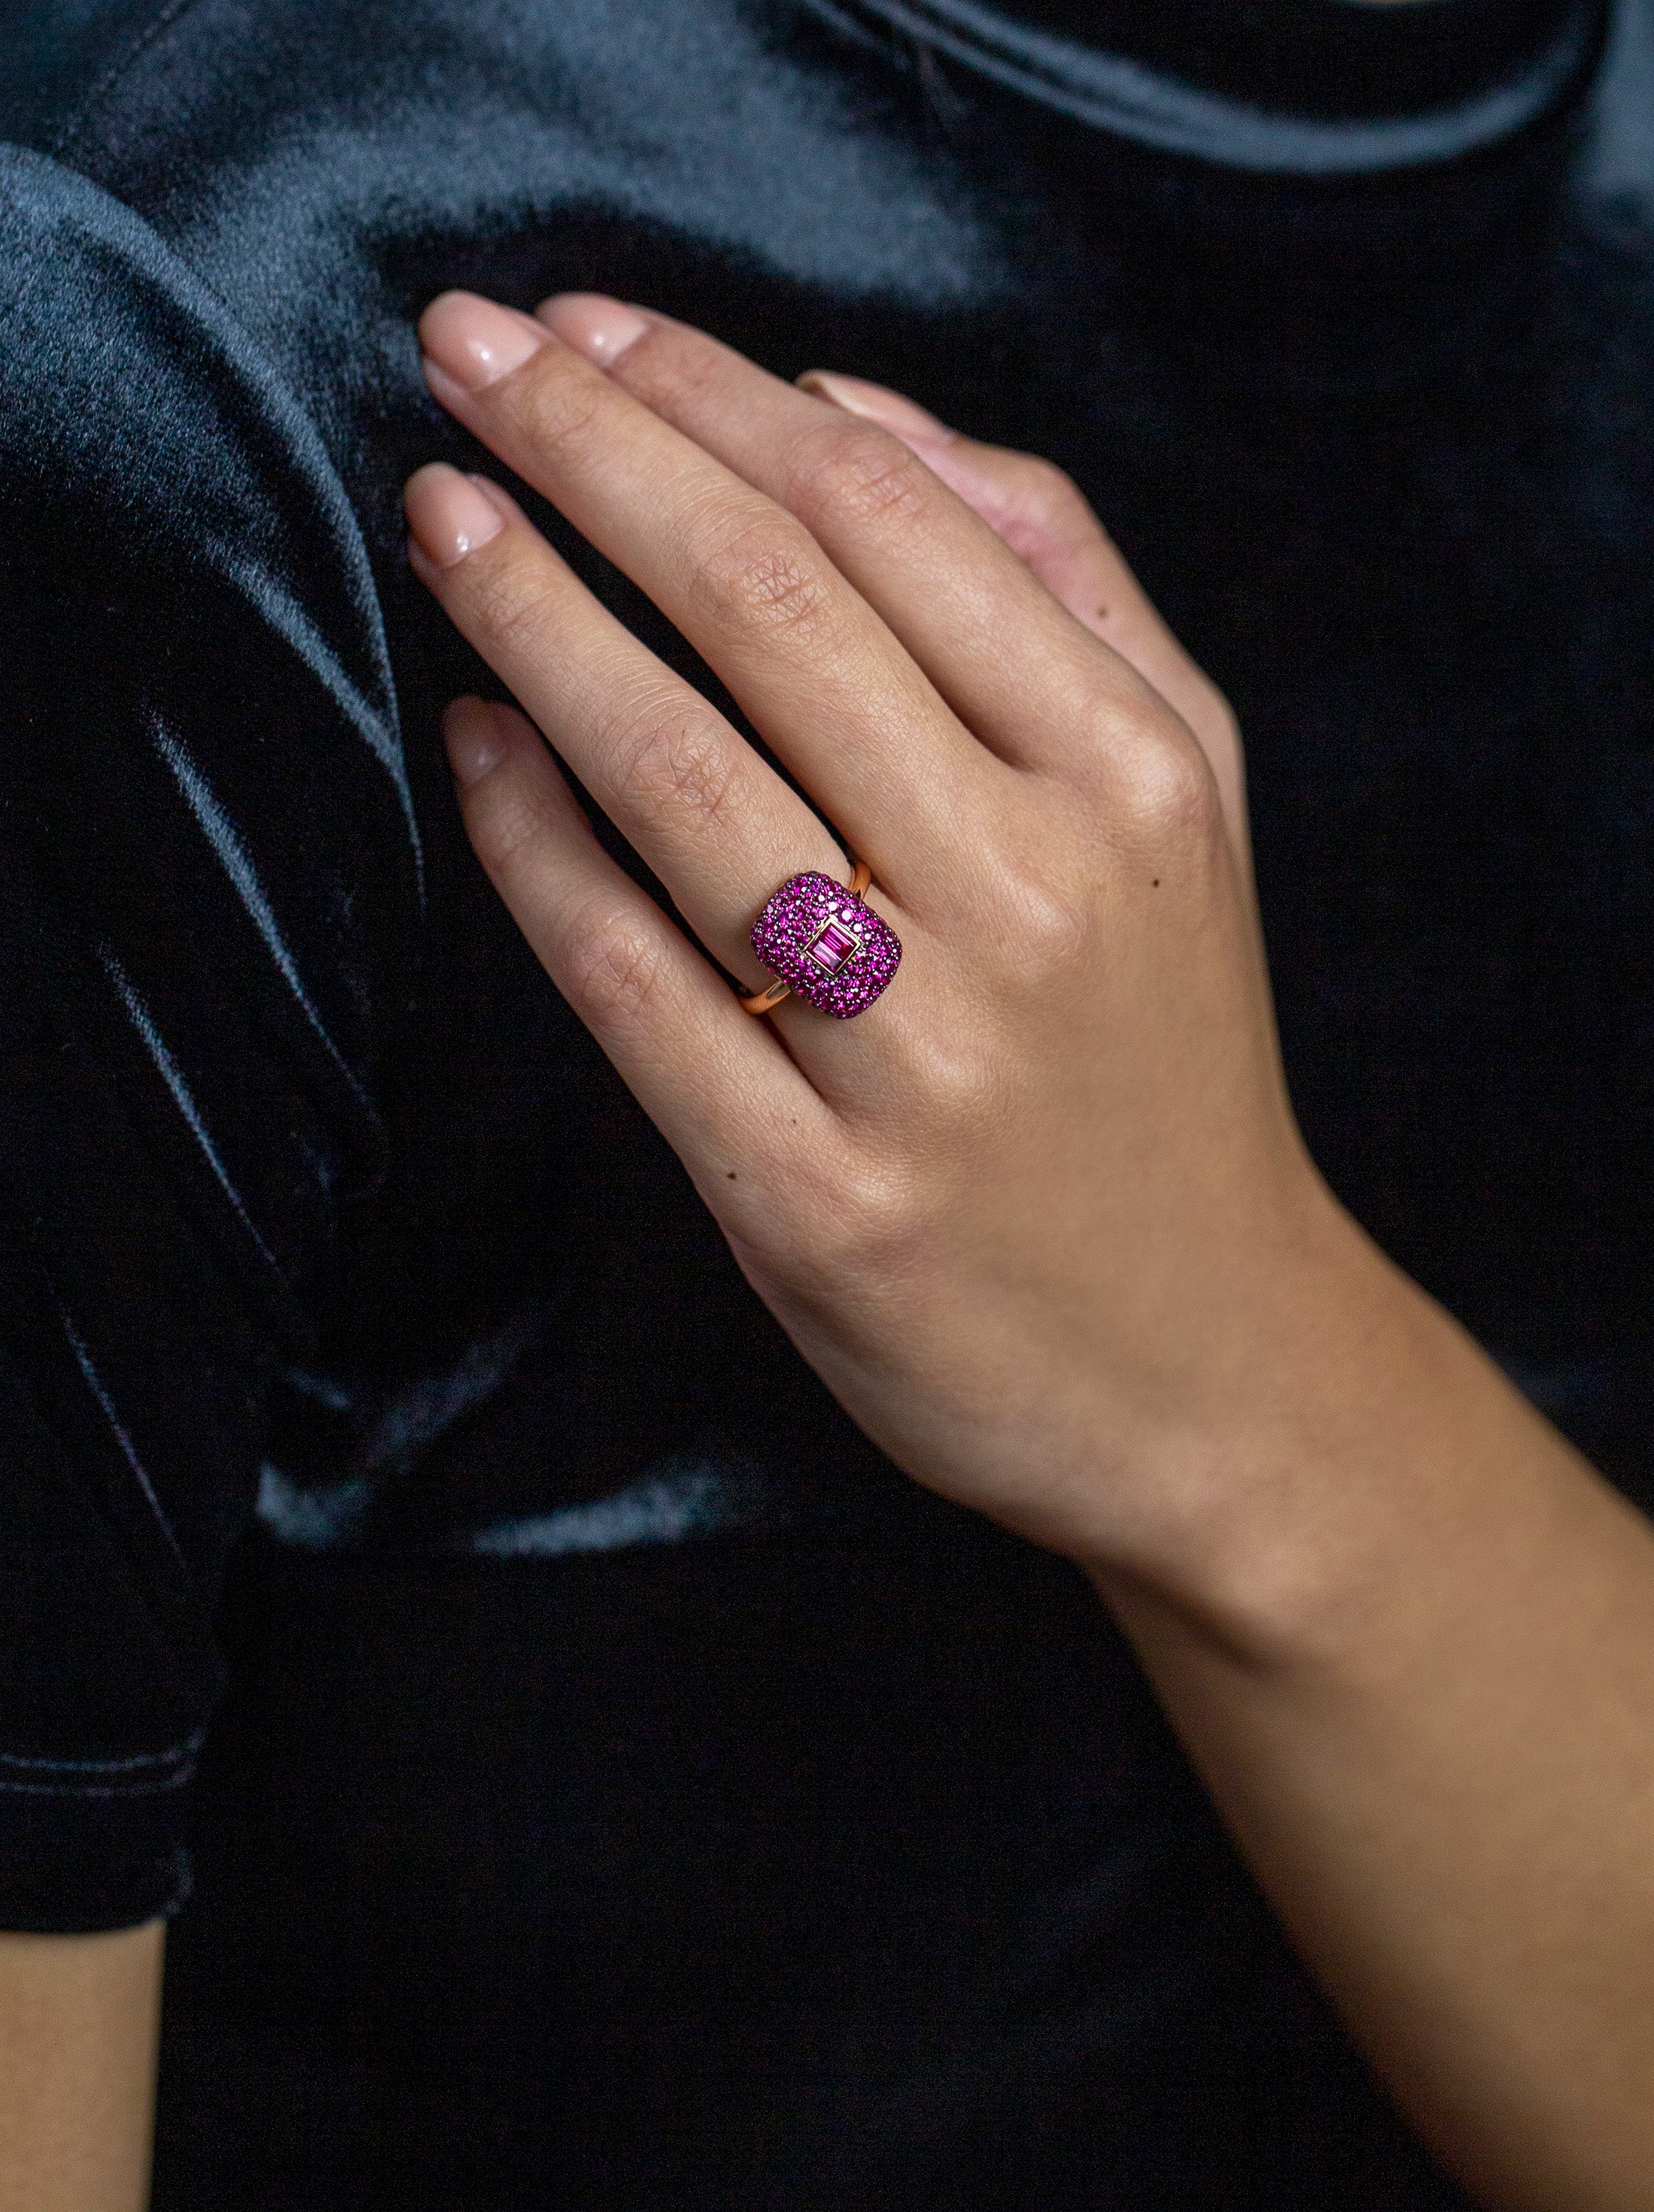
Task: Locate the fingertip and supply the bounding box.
[442,695,523,788]
[465,471,522,519]
[419,291,548,390]
[797,371,953,447]
[417,287,482,339]
[535,293,651,365]
[404,461,507,569]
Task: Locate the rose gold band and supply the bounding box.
[739,858,871,1014]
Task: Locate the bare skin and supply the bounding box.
[394,289,1654,2210]
[0,1923,162,2212]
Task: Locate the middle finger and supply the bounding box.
[417,292,1001,913]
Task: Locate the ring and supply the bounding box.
[739,857,901,1020]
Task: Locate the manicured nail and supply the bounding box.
[420,291,547,392]
[443,698,510,788]
[798,371,953,446]
[535,293,650,365]
[404,463,507,569]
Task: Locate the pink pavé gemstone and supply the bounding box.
[750,869,901,1019]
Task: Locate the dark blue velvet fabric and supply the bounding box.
[2,0,1651,2198]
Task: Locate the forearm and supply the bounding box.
[1090,1223,1654,2212]
[0,1922,164,2212]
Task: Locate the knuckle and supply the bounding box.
[564,916,673,1030]
[508,365,609,460]
[1017,452,1083,516]
[608,696,741,826]
[789,422,931,537]
[465,558,565,658]
[906,1035,1003,1145]
[465,774,555,876]
[1107,728,1224,851]
[993,861,1095,975]
[1192,680,1244,770]
[970,450,1097,568]
[626,337,724,418]
[807,1155,926,1278]
[692,510,838,643]
[1005,455,1092,545]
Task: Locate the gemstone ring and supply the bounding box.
[739,860,901,1020]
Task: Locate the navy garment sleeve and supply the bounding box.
[0,148,420,1929]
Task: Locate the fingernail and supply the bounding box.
[404,463,507,568]
[420,291,547,392]
[798,371,953,446]
[443,698,508,788]
[535,293,650,365]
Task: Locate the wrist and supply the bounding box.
[1070,1198,1560,1668]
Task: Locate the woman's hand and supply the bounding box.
[407,295,1654,2209]
[404,288,1344,1592]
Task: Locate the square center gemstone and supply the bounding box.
[807,917,861,973]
